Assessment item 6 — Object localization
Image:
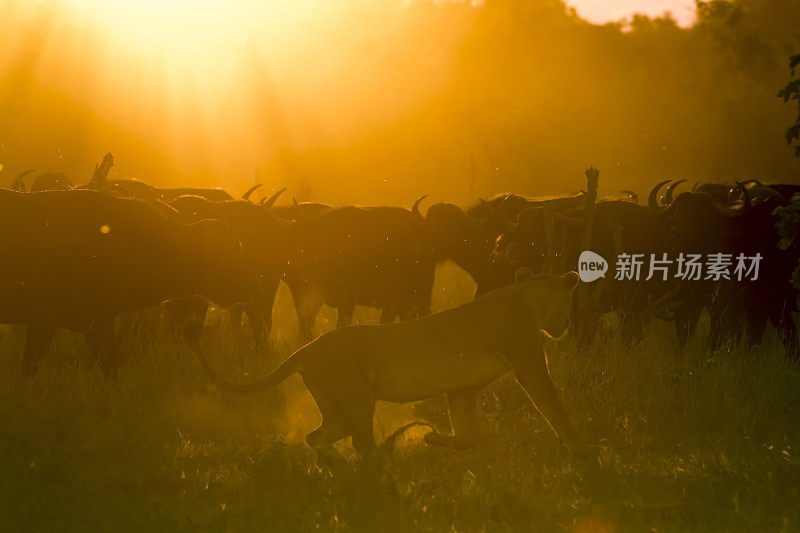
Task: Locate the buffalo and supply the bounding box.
[0,189,258,375]
[271,199,333,221]
[283,198,433,341]
[111,178,237,203]
[663,188,799,357]
[421,200,511,296]
[167,189,288,346]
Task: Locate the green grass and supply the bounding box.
[1,264,799,531]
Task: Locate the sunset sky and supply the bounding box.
[568,0,697,26]
[3,0,763,199]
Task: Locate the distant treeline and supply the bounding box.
[263,0,800,203]
[1,0,799,204]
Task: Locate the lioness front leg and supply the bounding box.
[423,387,480,450]
[511,345,578,450]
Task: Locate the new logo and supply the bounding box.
[578,250,608,282]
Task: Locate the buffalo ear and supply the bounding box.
[561,271,579,291]
[514,266,535,284]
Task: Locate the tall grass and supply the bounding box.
[1,264,798,531]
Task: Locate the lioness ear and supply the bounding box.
[515,266,535,284]
[561,271,579,291]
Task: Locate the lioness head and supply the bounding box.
[515,268,580,338]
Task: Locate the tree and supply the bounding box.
[778,53,800,156]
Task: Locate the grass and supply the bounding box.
[1,263,799,532]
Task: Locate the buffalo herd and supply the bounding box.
[2,154,799,376]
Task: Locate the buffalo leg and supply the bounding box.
[745,318,767,348]
[85,317,122,376]
[243,304,266,348]
[379,306,395,325]
[775,305,799,360]
[474,280,491,298]
[290,285,322,342]
[379,288,420,324]
[709,304,725,352]
[743,296,768,349]
[22,323,56,376]
[261,276,280,336]
[163,297,209,337]
[618,311,644,345]
[380,302,403,324]
[674,299,703,351]
[297,306,319,342]
[414,267,435,318]
[243,277,280,349]
[779,320,799,360]
[335,301,355,328]
[571,284,602,348]
[711,284,746,351]
[228,305,244,334]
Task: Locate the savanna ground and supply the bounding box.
[1,263,799,532]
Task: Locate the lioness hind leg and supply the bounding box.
[423,387,480,450]
[304,380,349,453]
[349,412,379,460]
[304,374,379,460]
[305,399,351,469]
[306,420,348,460]
[334,384,378,459]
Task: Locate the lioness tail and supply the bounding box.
[189,342,302,395]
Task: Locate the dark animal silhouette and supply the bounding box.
[186,270,581,459]
[271,199,333,221]
[166,189,287,346]
[0,189,258,375]
[283,199,433,341]
[665,190,799,357]
[421,201,511,297]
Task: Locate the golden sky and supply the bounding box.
[568,0,696,26]
[0,0,734,200]
[0,0,474,190]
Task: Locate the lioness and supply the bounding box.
[187,269,580,458]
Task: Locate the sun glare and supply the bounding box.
[61,0,299,71]
[0,0,464,191]
[0,0,359,186]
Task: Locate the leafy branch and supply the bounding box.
[773,194,800,291]
[778,53,800,156]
